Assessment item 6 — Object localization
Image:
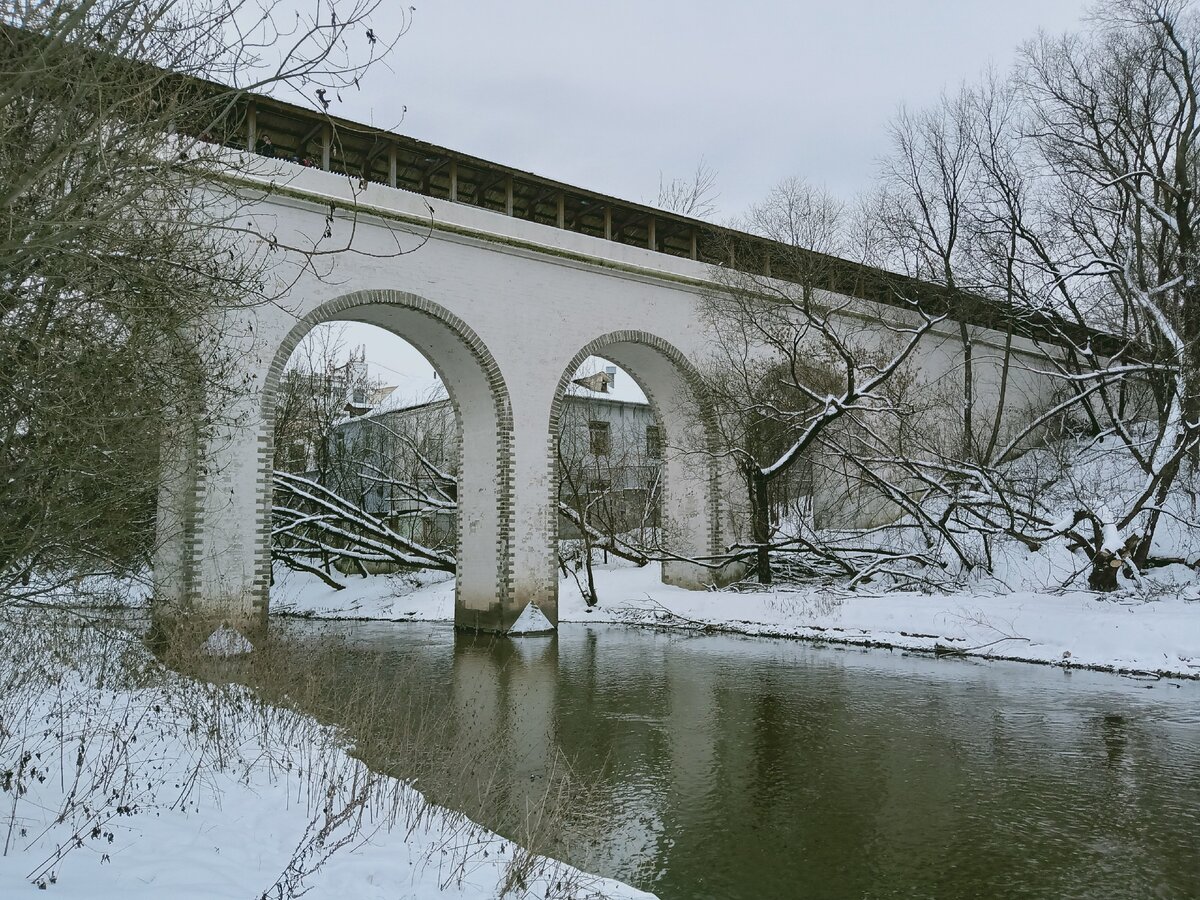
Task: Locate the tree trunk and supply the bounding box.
[582,539,598,607]
[573,493,599,607]
[750,467,772,586]
[280,553,346,591]
[1182,279,1200,468]
[1088,553,1120,592]
[960,320,975,460]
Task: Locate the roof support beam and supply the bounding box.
[557,192,565,229]
[521,186,562,221]
[388,146,397,188]
[566,202,594,231]
[365,140,389,165]
[321,124,331,170]
[449,160,458,201]
[360,139,388,182]
[419,157,451,194]
[472,172,508,207]
[298,122,324,151]
[527,186,557,208]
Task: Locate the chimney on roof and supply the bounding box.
[605,365,617,385]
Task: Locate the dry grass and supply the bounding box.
[169,623,616,883]
[0,605,625,898]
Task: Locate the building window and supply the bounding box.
[646,425,663,459]
[588,420,610,455]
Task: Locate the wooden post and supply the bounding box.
[449,160,458,201]
[690,229,698,260]
[504,175,514,216]
[388,146,397,188]
[557,192,565,228]
[647,215,656,251]
[764,251,772,277]
[604,207,612,240]
[246,100,257,151]
[321,124,332,171]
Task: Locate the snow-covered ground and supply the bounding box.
[9,558,1192,898]
[272,563,1200,679]
[0,609,655,900]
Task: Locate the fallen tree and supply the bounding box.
[272,470,455,591]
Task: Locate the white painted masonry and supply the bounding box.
[154,157,1055,634]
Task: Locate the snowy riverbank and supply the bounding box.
[272,564,1200,679]
[0,608,655,900]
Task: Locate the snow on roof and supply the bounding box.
[565,357,648,405]
[358,380,449,420]
[352,356,648,420]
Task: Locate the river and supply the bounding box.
[256,620,1200,899]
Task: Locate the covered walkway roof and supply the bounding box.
[213,87,1098,348]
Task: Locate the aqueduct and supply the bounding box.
[154,91,1060,634]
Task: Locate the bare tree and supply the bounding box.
[272,470,455,591]
[835,1,1200,591]
[702,179,941,584]
[0,1,403,603]
[879,89,985,460]
[272,381,462,586]
[274,325,384,489]
[656,157,720,219]
[555,378,658,604]
[1015,0,1200,582]
[272,369,654,594]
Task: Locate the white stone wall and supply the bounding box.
[160,160,1059,632]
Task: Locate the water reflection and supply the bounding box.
[267,622,1200,900]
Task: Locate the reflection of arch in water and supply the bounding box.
[548,330,736,594]
[254,289,514,629]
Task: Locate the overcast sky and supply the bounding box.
[303,0,1094,386]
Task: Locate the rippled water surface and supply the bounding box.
[263,621,1200,899]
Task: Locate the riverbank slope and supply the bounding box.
[0,607,656,900]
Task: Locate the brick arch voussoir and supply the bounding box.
[250,288,514,622]
[545,330,724,570]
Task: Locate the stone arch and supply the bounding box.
[254,288,514,630]
[547,330,736,598]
